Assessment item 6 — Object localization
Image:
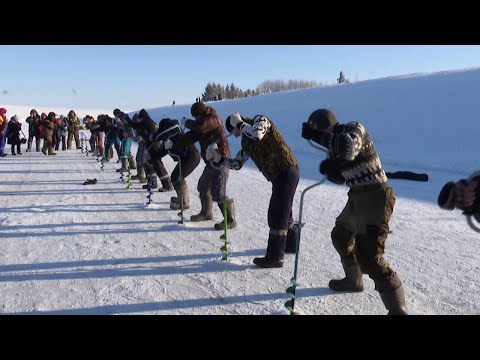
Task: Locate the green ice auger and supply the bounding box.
[125,157,132,190]
[285,141,327,315]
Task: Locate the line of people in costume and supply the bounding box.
[117,101,409,315]
[18,99,477,316]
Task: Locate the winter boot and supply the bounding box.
[131,165,145,180]
[253,256,284,268]
[158,177,174,192]
[142,174,158,189]
[116,157,129,172]
[328,260,364,292]
[285,223,299,254]
[130,165,145,180]
[190,193,213,221]
[253,230,286,268]
[170,180,190,210]
[214,198,237,230]
[151,173,158,189]
[379,285,408,315]
[129,156,136,170]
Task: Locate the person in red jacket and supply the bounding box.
[0,107,8,157]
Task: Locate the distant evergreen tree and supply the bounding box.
[202,83,214,101]
[200,77,321,101]
[256,79,319,95]
[337,71,347,84]
[225,84,231,99]
[230,83,238,98]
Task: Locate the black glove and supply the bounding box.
[438,178,480,214]
[301,122,316,140]
[302,122,330,146]
[184,119,195,129]
[437,181,456,210]
[319,159,345,185]
[458,180,480,215]
[319,159,330,176]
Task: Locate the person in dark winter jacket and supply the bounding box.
[152,118,200,210]
[113,109,136,173]
[182,102,237,230]
[133,109,173,191]
[128,116,147,184]
[101,114,123,162]
[25,109,42,152]
[54,115,68,151]
[301,108,407,315]
[213,112,299,268]
[7,115,22,155]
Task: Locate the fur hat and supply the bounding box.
[138,109,149,119]
[191,102,207,117]
[308,109,338,130]
[159,118,179,130]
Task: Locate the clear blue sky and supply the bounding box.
[1,45,480,111]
